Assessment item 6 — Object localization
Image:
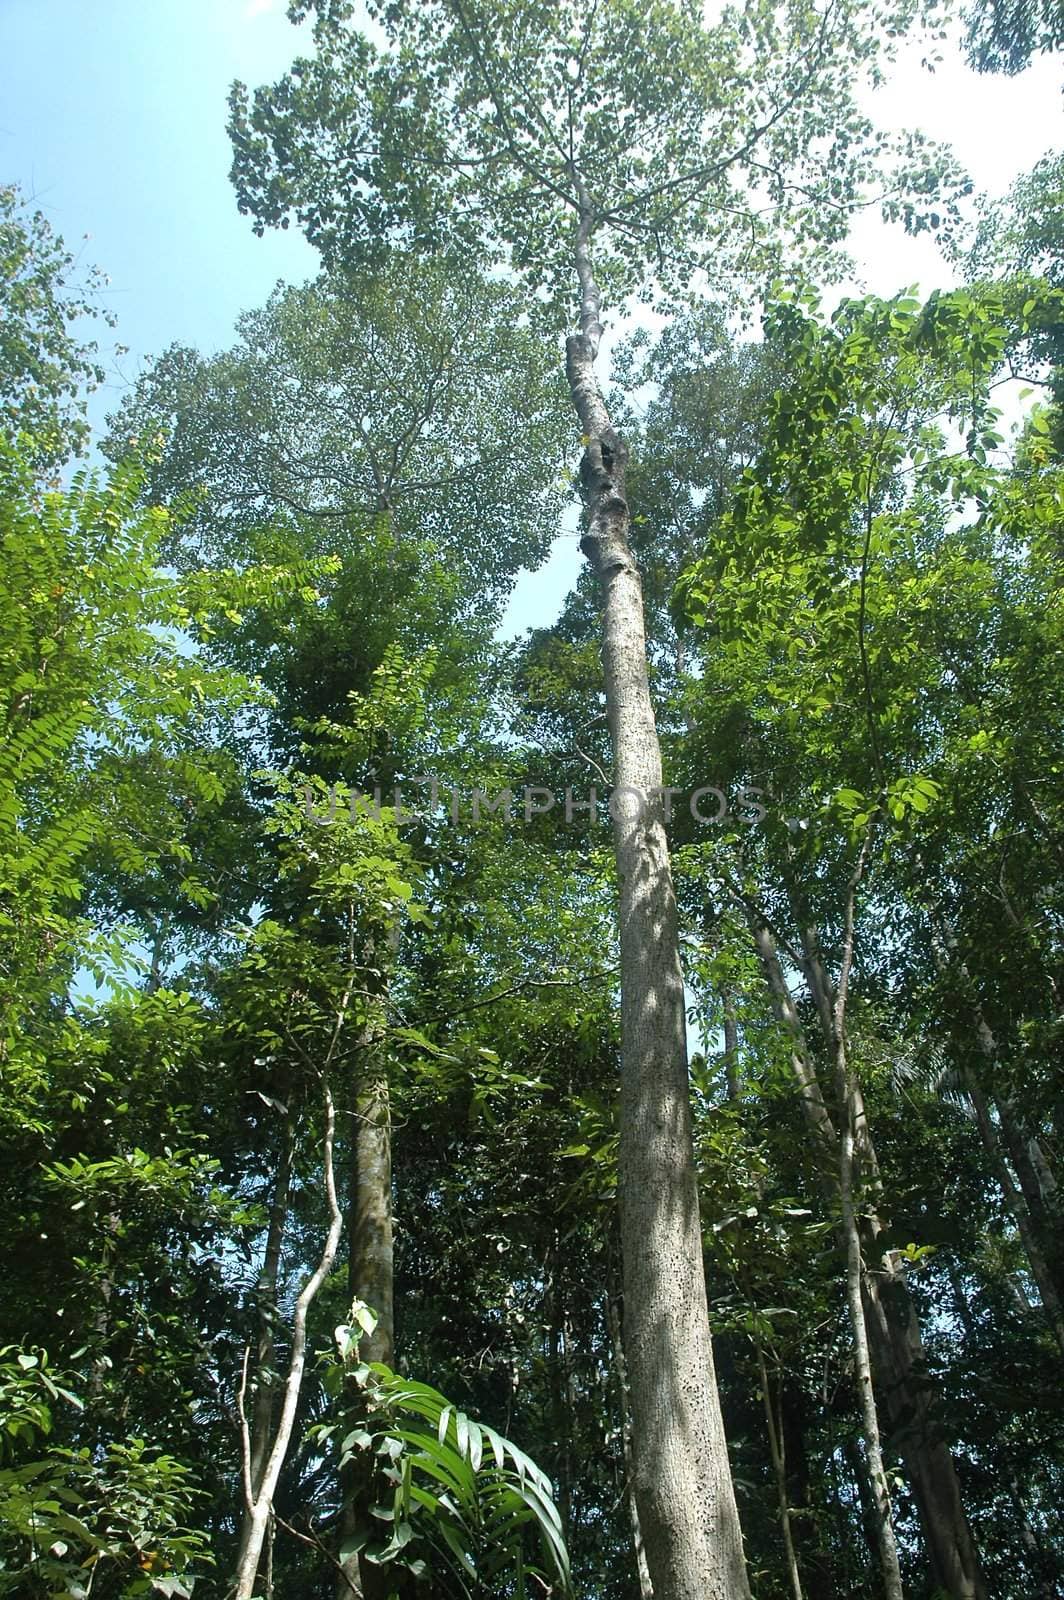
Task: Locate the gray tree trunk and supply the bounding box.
[336,1032,396,1600]
[930,925,1064,1356]
[234,1085,344,1600]
[568,191,750,1600]
[830,849,905,1600]
[607,1291,655,1600]
[236,1125,294,1580]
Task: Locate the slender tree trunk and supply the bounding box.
[722,987,741,1102]
[755,1346,804,1600]
[234,1083,344,1600]
[838,1109,904,1600]
[748,910,987,1598]
[995,1099,1063,1297]
[1006,1475,1058,1600]
[568,189,749,1600]
[830,844,905,1600]
[560,1301,576,1532]
[930,925,1064,1353]
[780,1383,838,1599]
[235,918,361,1600]
[89,1212,121,1400]
[236,1123,294,1577]
[961,1070,1064,1357]
[607,1292,655,1600]
[336,1034,396,1600]
[861,1258,985,1596]
[841,1436,882,1588]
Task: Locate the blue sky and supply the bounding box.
[2,0,1061,634]
[1,0,317,420]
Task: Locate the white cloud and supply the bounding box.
[243,0,280,18]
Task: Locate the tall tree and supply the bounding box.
[109,254,575,1593]
[228,3,968,1594]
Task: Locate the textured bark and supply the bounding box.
[830,849,904,1600]
[607,1292,655,1600]
[348,1061,395,1366]
[336,1038,396,1600]
[569,190,749,1600]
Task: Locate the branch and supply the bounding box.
[445,0,576,210]
[274,1513,362,1594]
[833,829,871,1042]
[238,1344,254,1516]
[417,970,618,1027]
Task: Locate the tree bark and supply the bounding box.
[568,189,749,1600]
[859,1263,985,1600]
[607,1291,655,1600]
[336,1033,397,1600]
[830,845,905,1600]
[722,987,741,1103]
[236,1123,294,1579]
[234,1083,344,1600]
[995,1098,1064,1311]
[348,1060,395,1367]
[780,1383,838,1599]
[963,1069,1064,1358]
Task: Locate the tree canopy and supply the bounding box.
[1,7,1063,1599]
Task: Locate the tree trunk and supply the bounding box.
[236,1124,294,1578]
[722,987,741,1102]
[829,847,904,1600]
[607,1291,655,1600]
[336,1039,396,1600]
[568,190,749,1600]
[838,1101,904,1600]
[964,1071,1064,1357]
[860,1259,986,1600]
[930,925,1064,1354]
[780,1383,838,1599]
[234,1085,344,1600]
[749,911,987,1598]
[348,1061,395,1366]
[995,1097,1064,1312]
[755,1346,804,1600]
[841,1436,882,1588]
